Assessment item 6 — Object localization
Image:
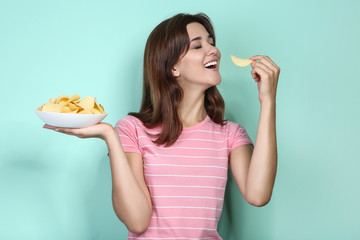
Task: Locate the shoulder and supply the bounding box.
[224,120,253,149]
[203,118,248,140]
[115,115,143,129]
[114,115,146,137]
[114,115,145,154]
[221,119,252,143]
[208,119,245,136]
[203,117,243,132]
[225,120,246,133]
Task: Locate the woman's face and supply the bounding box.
[173,22,221,92]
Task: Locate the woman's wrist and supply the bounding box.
[102,125,119,143]
[260,98,276,109]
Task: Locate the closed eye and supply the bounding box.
[190,34,215,49]
[193,42,214,49]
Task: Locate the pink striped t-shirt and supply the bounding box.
[115,115,253,240]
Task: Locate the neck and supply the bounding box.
[179,92,207,128]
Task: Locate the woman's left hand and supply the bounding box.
[249,55,280,104]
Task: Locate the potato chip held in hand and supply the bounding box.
[230,55,253,67]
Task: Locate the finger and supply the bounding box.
[43,124,55,130]
[250,58,277,80]
[250,55,273,70]
[43,124,61,131]
[254,61,272,73]
[56,128,80,135]
[259,57,278,72]
[250,60,261,80]
[251,72,260,82]
[249,55,264,62]
[251,55,279,70]
[261,56,280,71]
[251,65,269,81]
[251,71,261,82]
[251,62,271,81]
[250,60,256,68]
[250,62,258,79]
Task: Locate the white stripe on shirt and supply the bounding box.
[145,163,227,169]
[151,196,224,200]
[144,174,226,179]
[148,185,225,190]
[144,154,228,159]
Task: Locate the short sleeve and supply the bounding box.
[114,116,142,155]
[228,122,253,152]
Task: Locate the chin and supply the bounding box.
[204,78,221,91]
[211,75,222,86]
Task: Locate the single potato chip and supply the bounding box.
[99,104,105,114]
[94,98,105,114]
[49,98,57,104]
[58,98,69,105]
[61,106,72,113]
[91,108,101,114]
[230,55,253,67]
[57,95,69,104]
[78,109,92,114]
[69,94,80,102]
[78,96,95,110]
[38,104,45,111]
[42,103,63,113]
[68,102,79,111]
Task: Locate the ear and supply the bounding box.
[172,65,180,78]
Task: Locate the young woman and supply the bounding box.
[45,13,280,239]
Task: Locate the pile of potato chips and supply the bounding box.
[38,95,105,114]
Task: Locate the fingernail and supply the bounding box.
[55,129,59,132]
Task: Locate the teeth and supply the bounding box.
[204,61,217,68]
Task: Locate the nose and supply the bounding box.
[207,43,220,58]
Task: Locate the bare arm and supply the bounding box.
[230,101,277,206]
[229,55,279,207]
[105,128,152,233]
[44,123,152,233]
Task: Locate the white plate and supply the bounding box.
[34,109,108,128]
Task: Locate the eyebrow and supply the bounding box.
[190,34,213,42]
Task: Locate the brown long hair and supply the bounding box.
[129,13,225,146]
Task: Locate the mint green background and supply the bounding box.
[1,0,359,239]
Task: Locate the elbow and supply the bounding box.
[245,185,274,207]
[122,213,151,234]
[113,205,151,234]
[122,211,151,234]
[121,213,151,234]
[246,193,272,207]
[112,196,152,234]
[127,221,150,234]
[247,197,270,207]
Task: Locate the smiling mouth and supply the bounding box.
[204,60,217,69]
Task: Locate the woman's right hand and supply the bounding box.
[43,122,115,140]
